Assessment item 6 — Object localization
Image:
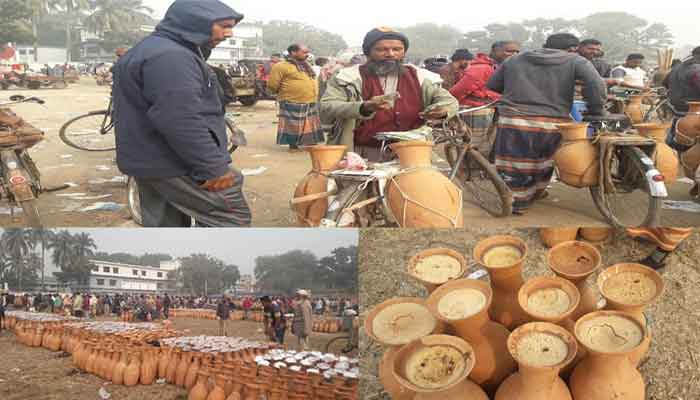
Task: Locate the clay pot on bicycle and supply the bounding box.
[676,102,700,145]
[385,140,464,228]
[292,145,347,227]
[553,123,600,187]
[634,123,678,184]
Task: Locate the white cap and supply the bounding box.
[297,289,310,297]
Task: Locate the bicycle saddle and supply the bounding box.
[582,113,629,123]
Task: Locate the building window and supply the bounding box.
[18,49,26,55]
[113,267,119,273]
[93,266,99,272]
[157,283,163,290]
[133,269,138,276]
[109,280,117,287]
[157,272,163,278]
[141,271,147,276]
[103,267,110,273]
[96,279,105,286]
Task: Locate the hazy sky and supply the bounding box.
[145,0,697,47]
[3,229,358,276]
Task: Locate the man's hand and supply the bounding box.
[361,96,394,114]
[200,171,235,192]
[420,107,449,120]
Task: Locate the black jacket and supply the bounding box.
[112,0,243,181]
[664,59,700,114]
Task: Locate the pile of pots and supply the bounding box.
[312,318,342,333]
[5,311,81,350]
[170,309,263,322]
[367,235,663,399]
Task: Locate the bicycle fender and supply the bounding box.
[635,151,668,197]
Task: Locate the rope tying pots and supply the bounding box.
[292,145,346,226]
[385,141,464,228]
[553,123,600,187]
[634,123,678,184]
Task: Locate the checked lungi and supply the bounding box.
[494,115,570,211]
[276,101,325,146]
[461,107,495,157]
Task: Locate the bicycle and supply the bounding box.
[643,87,676,123]
[0,95,68,227]
[572,113,666,227]
[324,315,359,355]
[59,97,243,153]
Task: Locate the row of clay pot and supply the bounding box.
[188,361,358,400]
[368,234,663,399]
[293,143,464,228]
[312,319,342,333]
[169,309,263,322]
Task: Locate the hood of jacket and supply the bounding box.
[155,0,243,53]
[471,53,497,66]
[522,48,578,65]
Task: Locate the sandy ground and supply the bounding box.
[3,80,700,227]
[358,228,700,400]
[0,315,348,400]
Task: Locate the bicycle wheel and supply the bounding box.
[19,199,42,227]
[324,335,352,355]
[324,184,367,227]
[59,110,116,151]
[590,146,661,227]
[444,144,512,217]
[126,176,143,226]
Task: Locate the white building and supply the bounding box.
[85,259,178,294]
[209,24,263,65]
[9,45,68,65]
[233,273,256,295]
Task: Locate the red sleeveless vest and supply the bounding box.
[354,65,424,147]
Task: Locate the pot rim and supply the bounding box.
[596,262,665,308]
[517,276,581,322]
[472,235,528,270]
[364,297,438,346]
[507,321,577,369]
[573,310,648,356]
[406,247,468,287]
[547,240,601,279]
[392,334,476,394]
[425,278,492,322]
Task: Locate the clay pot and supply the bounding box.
[517,276,580,328]
[597,263,664,367]
[547,241,602,320]
[473,235,529,329]
[386,141,464,228]
[166,350,181,383]
[554,123,599,187]
[625,95,645,124]
[176,352,192,387]
[185,355,201,390]
[579,227,613,243]
[190,371,211,400]
[207,374,227,400]
[680,142,700,178]
[634,123,679,183]
[293,145,347,227]
[625,227,694,252]
[406,247,467,293]
[677,102,700,145]
[124,353,141,386]
[379,347,415,400]
[539,228,580,248]
[158,347,171,379]
[570,311,647,400]
[425,279,516,391]
[141,348,157,385]
[392,334,487,400]
[365,297,439,346]
[495,322,577,400]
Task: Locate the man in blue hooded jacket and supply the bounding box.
[112,0,251,227]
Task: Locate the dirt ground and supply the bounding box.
[3,79,700,227]
[358,228,700,400]
[0,316,346,400]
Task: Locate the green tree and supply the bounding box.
[82,0,152,37]
[221,264,241,292]
[255,250,317,295]
[0,0,34,44]
[29,228,53,291]
[0,228,35,291]
[53,0,88,61]
[138,253,173,267]
[261,20,347,56]
[178,254,228,295]
[47,230,94,286]
[394,23,463,63]
[28,0,56,61]
[317,246,358,291]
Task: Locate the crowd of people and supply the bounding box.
[107,0,700,227]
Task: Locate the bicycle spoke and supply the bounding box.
[60,112,116,151]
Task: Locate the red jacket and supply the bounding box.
[449,54,502,107]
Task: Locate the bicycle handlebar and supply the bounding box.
[0,96,46,106]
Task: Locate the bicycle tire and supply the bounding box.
[20,199,42,227]
[444,144,512,217]
[589,146,661,227]
[324,184,366,227]
[126,176,143,226]
[59,110,116,151]
[324,335,352,354]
